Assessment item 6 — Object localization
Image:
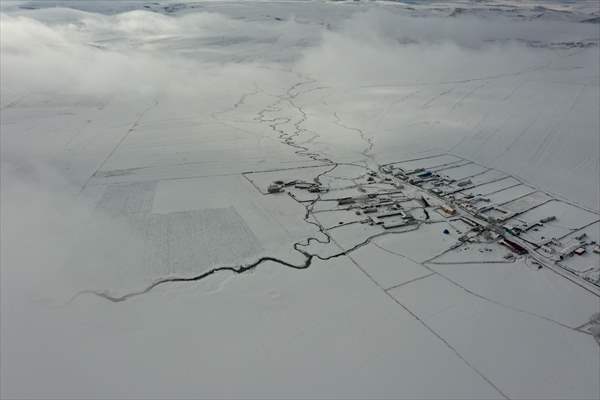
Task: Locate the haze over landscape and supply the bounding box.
[1,0,599,398]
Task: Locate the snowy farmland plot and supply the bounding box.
[1,0,599,398]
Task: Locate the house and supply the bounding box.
[338,197,355,205]
[559,242,581,258]
[294,182,313,190]
[441,205,456,215]
[499,238,528,255]
[268,183,283,193]
[540,216,557,224]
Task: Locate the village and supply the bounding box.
[245,153,600,291]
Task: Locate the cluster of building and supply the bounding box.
[382,165,537,261]
[502,215,556,239]
[382,164,524,223]
[385,158,600,287]
[334,192,420,229]
[540,233,599,259]
[368,210,417,229]
[267,179,328,194]
[264,160,600,286]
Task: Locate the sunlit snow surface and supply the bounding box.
[1,1,599,398]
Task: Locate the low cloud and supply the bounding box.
[1,0,598,299]
[298,9,598,86]
[2,0,598,304]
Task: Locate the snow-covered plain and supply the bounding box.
[1,0,599,398]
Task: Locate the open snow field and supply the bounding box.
[1,0,599,398]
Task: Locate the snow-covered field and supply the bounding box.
[1,0,599,398]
